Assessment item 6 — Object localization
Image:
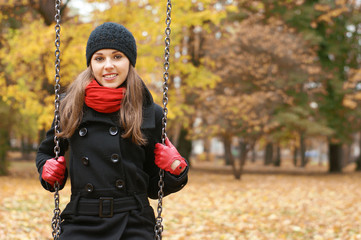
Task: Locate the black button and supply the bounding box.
[111,154,119,163]
[115,179,125,189]
[82,157,89,166]
[79,127,88,137]
[109,126,118,136]
[85,183,94,192]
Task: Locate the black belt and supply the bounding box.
[62,193,149,218]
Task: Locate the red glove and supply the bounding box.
[42,156,66,187]
[154,138,187,175]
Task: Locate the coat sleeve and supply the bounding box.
[144,104,188,199]
[36,120,69,192]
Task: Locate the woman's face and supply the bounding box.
[91,49,130,88]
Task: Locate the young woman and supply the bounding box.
[36,22,188,239]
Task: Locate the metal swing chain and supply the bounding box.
[52,0,62,239]
[154,1,172,239]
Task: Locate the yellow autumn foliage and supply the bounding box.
[1,0,233,147]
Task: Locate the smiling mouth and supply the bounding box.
[103,74,118,80]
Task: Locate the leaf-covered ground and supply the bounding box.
[1,160,361,240]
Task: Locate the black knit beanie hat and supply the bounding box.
[86,22,137,67]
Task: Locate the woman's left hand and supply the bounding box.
[154,138,187,175]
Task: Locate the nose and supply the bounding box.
[104,58,114,70]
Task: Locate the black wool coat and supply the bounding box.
[36,86,188,240]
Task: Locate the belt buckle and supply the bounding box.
[99,197,114,218]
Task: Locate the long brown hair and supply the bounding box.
[58,65,146,145]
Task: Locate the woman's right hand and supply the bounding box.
[42,156,67,186]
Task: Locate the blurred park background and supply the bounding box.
[1,0,361,239]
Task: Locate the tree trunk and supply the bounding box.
[177,128,192,167]
[342,144,351,167]
[222,135,248,180]
[223,135,233,167]
[251,145,256,163]
[0,128,10,175]
[238,140,251,179]
[300,133,307,167]
[328,143,343,172]
[188,25,204,67]
[21,137,32,160]
[224,137,251,180]
[233,140,247,180]
[293,146,298,167]
[264,143,273,165]
[224,141,232,166]
[0,100,11,176]
[356,156,361,171]
[273,144,281,167]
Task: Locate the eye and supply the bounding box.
[94,56,104,61]
[114,54,123,60]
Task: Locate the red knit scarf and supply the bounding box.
[85,79,126,113]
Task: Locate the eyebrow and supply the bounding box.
[94,51,121,55]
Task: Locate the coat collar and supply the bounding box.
[82,80,156,129]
